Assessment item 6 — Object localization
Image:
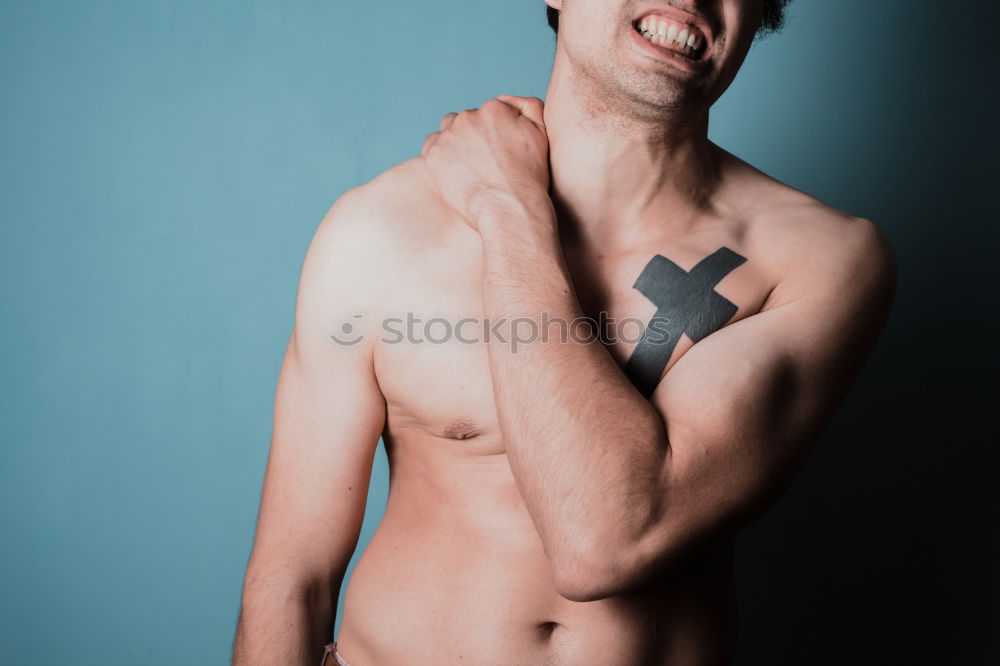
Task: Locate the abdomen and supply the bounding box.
[337,450,736,666]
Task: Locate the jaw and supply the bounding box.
[549,6,726,121]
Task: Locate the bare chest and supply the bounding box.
[372,228,774,455]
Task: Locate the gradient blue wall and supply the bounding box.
[1,1,994,664]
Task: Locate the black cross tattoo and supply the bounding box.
[624,247,748,397]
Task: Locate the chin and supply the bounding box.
[609,72,697,114]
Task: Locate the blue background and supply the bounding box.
[1,1,995,664]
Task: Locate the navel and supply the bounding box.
[536,621,560,639]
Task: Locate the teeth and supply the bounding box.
[636,17,705,56]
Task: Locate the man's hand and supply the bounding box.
[421,95,551,230]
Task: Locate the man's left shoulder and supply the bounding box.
[745,180,897,306]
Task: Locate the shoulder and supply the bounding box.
[303,157,458,282]
[719,151,897,310]
[311,157,450,257]
[769,197,896,296]
[295,157,458,324]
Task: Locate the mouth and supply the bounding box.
[631,10,711,65]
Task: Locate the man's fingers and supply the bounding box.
[421,130,440,158]
[440,112,458,131]
[496,94,545,128]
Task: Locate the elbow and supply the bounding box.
[552,564,621,603]
[240,563,334,612]
[549,424,675,603]
[550,521,687,602]
[550,540,657,603]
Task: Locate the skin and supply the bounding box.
[233,1,897,664]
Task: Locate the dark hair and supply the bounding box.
[546,1,792,37]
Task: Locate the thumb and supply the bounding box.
[497,94,546,129]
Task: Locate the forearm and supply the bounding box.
[478,206,669,595]
[232,573,334,666]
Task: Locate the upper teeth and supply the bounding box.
[638,17,704,51]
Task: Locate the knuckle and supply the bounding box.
[422,133,438,154]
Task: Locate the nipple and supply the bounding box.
[443,418,481,440]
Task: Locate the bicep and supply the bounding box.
[248,199,388,583]
[649,232,895,541]
[652,300,825,536]
[251,331,384,579]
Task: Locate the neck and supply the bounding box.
[542,54,720,247]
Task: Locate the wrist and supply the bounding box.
[475,189,557,240]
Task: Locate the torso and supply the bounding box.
[335,151,847,665]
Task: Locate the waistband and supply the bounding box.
[320,642,351,666]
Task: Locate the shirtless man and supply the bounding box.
[232,1,896,664]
